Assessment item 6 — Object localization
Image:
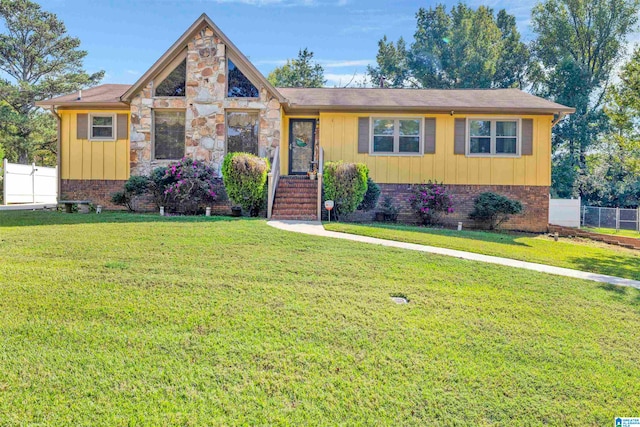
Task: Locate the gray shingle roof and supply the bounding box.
[278,87,574,114]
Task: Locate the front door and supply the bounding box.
[289,119,316,175]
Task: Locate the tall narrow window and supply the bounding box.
[154,110,185,160]
[155,59,186,97]
[226,111,259,155]
[227,59,259,98]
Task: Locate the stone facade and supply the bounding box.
[347,184,550,233]
[129,27,281,176]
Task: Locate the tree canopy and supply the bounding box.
[367,3,530,89]
[531,0,640,198]
[0,0,103,164]
[267,48,325,88]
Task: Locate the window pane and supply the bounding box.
[470,137,491,154]
[373,119,394,135]
[496,121,517,137]
[154,111,185,160]
[227,111,259,155]
[373,136,393,152]
[227,59,259,98]
[470,120,491,137]
[155,59,186,97]
[399,136,420,153]
[496,137,517,154]
[92,116,112,126]
[399,119,420,136]
[92,127,113,138]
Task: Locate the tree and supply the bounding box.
[0,0,103,164]
[367,3,530,89]
[531,0,639,197]
[267,48,325,88]
[579,47,640,207]
[367,36,410,88]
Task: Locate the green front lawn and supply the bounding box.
[1,211,640,425]
[583,227,640,239]
[324,222,640,281]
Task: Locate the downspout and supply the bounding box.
[50,106,62,203]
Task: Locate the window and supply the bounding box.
[154,110,185,160]
[468,119,519,156]
[227,59,259,98]
[155,59,186,97]
[89,114,115,141]
[226,111,259,155]
[371,118,421,155]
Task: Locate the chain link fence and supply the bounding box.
[582,206,640,231]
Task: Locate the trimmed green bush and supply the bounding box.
[323,161,368,218]
[221,152,270,217]
[111,175,149,211]
[357,177,381,212]
[469,192,523,229]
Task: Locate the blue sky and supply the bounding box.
[35,0,552,87]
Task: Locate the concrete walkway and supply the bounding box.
[268,220,640,290]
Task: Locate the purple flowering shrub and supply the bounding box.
[409,181,454,225]
[161,158,220,214]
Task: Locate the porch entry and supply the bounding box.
[288,119,315,175]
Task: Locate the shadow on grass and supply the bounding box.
[597,283,640,307]
[351,222,533,247]
[570,253,640,282]
[0,210,262,228]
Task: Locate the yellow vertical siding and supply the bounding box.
[316,112,553,186]
[59,110,130,180]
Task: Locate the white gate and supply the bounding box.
[2,159,57,204]
[549,196,581,228]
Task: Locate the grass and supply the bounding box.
[323,222,640,281]
[1,211,640,425]
[583,226,640,239]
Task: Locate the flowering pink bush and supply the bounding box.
[409,181,454,225]
[161,157,220,214]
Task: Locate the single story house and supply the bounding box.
[37,13,574,232]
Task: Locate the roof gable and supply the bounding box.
[120,13,285,103]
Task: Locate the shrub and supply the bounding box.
[148,166,173,208]
[409,181,453,225]
[162,158,219,215]
[221,152,270,217]
[323,161,368,218]
[111,175,150,211]
[110,190,133,211]
[357,177,381,212]
[469,192,523,229]
[381,196,399,222]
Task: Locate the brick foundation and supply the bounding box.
[347,184,550,233]
[61,180,128,210]
[61,179,236,214]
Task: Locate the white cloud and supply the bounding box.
[324,72,370,87]
[253,59,288,66]
[125,70,141,76]
[319,59,373,68]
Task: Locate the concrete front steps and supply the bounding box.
[549,224,640,250]
[271,176,318,221]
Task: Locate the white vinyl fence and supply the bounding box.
[549,196,581,228]
[582,205,640,232]
[2,159,57,204]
